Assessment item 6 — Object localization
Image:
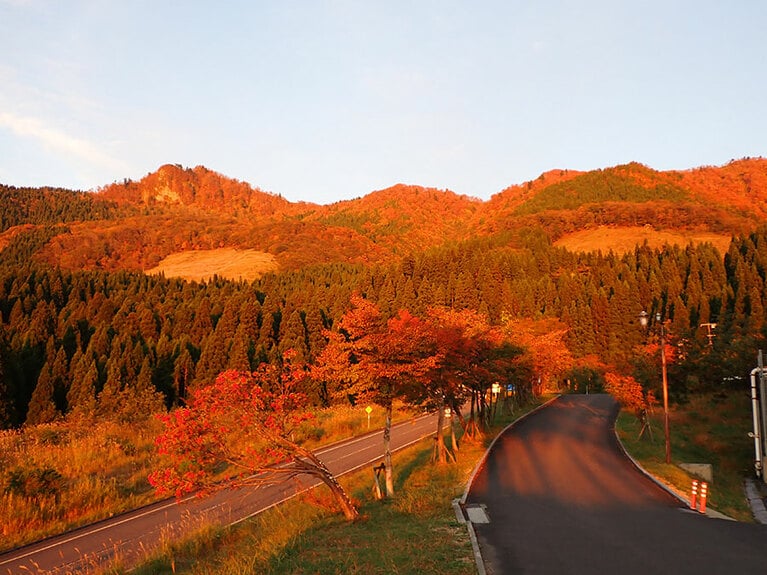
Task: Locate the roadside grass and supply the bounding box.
[119,398,541,575]
[114,442,477,575]
[615,389,756,522]
[0,418,161,550]
[0,402,415,552]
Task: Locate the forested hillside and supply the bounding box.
[1,158,766,427]
[8,158,767,278]
[0,184,123,232]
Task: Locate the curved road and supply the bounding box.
[466,394,767,574]
[1,414,439,574]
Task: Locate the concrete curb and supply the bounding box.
[452,498,487,575]
[456,395,562,575]
[745,479,767,524]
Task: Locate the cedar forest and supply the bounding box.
[2,160,767,506]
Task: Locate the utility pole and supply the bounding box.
[760,351,767,481]
[752,352,767,482]
[660,317,671,464]
[639,310,671,464]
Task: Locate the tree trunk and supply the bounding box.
[480,391,490,430]
[300,450,359,521]
[433,395,447,463]
[318,470,360,521]
[383,402,395,497]
[450,407,459,454]
[451,399,467,432]
[464,393,481,441]
[450,400,466,450]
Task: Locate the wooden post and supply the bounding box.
[372,463,385,500]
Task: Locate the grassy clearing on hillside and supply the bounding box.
[0,403,413,552]
[145,248,278,282]
[615,390,756,521]
[122,400,542,575]
[554,226,731,255]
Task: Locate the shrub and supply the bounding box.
[5,465,64,500]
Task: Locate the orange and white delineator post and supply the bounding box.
[699,482,708,514]
[690,479,698,509]
[689,479,708,513]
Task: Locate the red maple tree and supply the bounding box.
[149,354,359,521]
[313,294,438,496]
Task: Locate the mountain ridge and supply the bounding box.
[3,157,766,280]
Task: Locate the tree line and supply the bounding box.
[2,222,767,429]
[0,185,123,233]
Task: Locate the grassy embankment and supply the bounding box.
[615,389,757,522]
[0,404,411,552]
[114,398,543,575]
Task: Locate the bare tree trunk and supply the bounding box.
[318,471,360,521]
[293,445,359,521]
[450,406,459,454]
[482,391,491,430]
[433,395,447,463]
[463,392,481,441]
[451,399,467,432]
[383,402,395,497]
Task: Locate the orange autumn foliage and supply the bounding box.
[604,372,647,415]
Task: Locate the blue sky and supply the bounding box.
[1,1,765,204]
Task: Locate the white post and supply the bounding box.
[750,368,764,480]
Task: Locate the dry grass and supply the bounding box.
[124,399,543,575]
[0,403,415,553]
[0,418,162,551]
[554,225,731,255]
[615,390,755,521]
[145,248,278,282]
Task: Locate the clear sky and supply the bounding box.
[1,1,765,204]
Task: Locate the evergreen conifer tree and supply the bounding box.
[26,366,59,424]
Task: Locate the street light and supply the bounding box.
[640,310,671,464]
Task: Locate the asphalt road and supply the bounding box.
[466,394,767,574]
[1,413,439,574]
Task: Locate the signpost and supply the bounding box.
[365,405,373,430]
